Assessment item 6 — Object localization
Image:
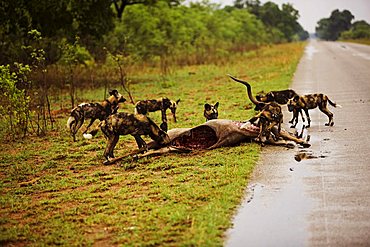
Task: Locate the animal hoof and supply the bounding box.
[301,142,311,148]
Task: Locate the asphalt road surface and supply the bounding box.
[225,39,370,246]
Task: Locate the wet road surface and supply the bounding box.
[225,40,370,246]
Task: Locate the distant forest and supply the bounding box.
[0,0,309,66]
[316,9,370,41]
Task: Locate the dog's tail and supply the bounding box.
[66,116,75,130]
[228,74,264,107]
[66,106,81,130]
[328,98,342,108]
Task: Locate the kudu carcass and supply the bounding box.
[104,119,310,164]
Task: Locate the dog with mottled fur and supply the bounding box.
[287,93,341,128]
[204,102,219,121]
[100,112,170,163]
[135,97,180,132]
[256,89,305,127]
[256,89,297,107]
[66,89,126,141]
[249,102,283,144]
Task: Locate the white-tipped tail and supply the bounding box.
[83,133,93,139]
[66,116,74,129]
[336,104,342,108]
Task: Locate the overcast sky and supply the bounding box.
[186,0,370,33]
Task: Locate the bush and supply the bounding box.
[0,63,32,139]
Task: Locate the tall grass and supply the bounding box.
[0,42,306,246]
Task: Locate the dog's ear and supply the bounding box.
[176,99,180,104]
[109,89,118,96]
[214,102,219,109]
[268,92,275,100]
[204,103,211,111]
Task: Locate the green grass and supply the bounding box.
[340,38,370,46]
[0,42,306,246]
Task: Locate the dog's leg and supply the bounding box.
[108,135,120,159]
[69,119,78,142]
[133,135,148,152]
[104,136,114,160]
[171,110,177,123]
[160,122,168,132]
[299,108,305,123]
[274,128,310,148]
[304,109,311,128]
[290,109,298,128]
[160,109,169,132]
[289,114,294,124]
[257,121,266,146]
[83,118,96,134]
[289,109,296,124]
[73,117,85,141]
[266,121,279,141]
[319,105,334,126]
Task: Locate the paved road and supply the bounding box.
[225,40,370,246]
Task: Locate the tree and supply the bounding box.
[234,0,307,42]
[316,9,354,40]
[340,20,370,39]
[0,0,115,65]
[112,0,181,19]
[0,64,32,139]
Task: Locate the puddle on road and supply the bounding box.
[292,125,329,162]
[294,150,327,162]
[305,45,318,60]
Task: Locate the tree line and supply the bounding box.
[316,9,370,41]
[1,0,308,66]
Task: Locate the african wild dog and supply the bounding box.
[287,93,341,128]
[249,102,283,144]
[256,89,297,106]
[256,89,305,125]
[228,74,283,140]
[66,89,126,141]
[100,112,170,162]
[135,97,180,132]
[204,102,219,121]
